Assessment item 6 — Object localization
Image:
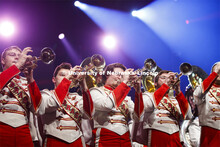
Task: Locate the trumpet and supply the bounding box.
[21,47,56,70]
[70,54,105,88]
[169,63,192,89]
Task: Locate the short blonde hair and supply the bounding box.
[1,46,22,60]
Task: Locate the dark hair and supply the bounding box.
[53,62,72,77]
[1,46,22,60]
[154,70,171,88]
[103,63,126,83]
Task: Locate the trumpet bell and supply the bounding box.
[180,63,192,76]
[40,47,56,64]
[91,54,106,71]
[144,58,157,72]
[74,54,105,89]
[80,57,92,70]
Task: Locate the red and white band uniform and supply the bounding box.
[193,71,220,146]
[0,65,41,146]
[37,78,94,147]
[187,117,201,147]
[90,82,134,147]
[133,83,192,147]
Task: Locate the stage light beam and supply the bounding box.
[0,21,15,37]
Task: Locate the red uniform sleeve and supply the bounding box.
[54,78,71,105]
[134,92,144,119]
[0,65,20,90]
[112,82,131,107]
[28,81,42,111]
[176,92,189,119]
[153,84,169,107]
[202,72,218,93]
[82,90,94,119]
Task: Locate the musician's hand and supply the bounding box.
[133,76,141,93]
[168,72,181,94]
[23,67,34,83]
[66,66,82,81]
[122,68,134,85]
[15,47,33,70]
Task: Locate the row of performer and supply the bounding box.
[0,46,219,147]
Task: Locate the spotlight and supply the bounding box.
[74,1,87,9]
[131,10,147,19]
[102,35,117,50]
[74,1,81,7]
[185,20,189,24]
[0,21,15,37]
[58,33,65,39]
[131,10,139,17]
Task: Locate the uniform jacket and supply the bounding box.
[0,65,41,142]
[90,82,134,135]
[132,83,192,144]
[37,78,94,143]
[194,72,220,130]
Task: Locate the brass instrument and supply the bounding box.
[71,54,105,89]
[37,47,56,64]
[129,59,161,92]
[188,65,208,89]
[21,47,55,70]
[142,58,161,92]
[170,63,193,89]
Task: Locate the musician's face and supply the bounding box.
[156,73,170,88]
[52,68,70,88]
[105,67,124,89]
[1,49,21,70]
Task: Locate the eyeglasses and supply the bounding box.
[159,76,170,80]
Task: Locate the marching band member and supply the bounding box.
[193,62,220,147]
[183,86,201,147]
[133,70,192,147]
[89,63,136,146]
[0,46,41,146]
[36,62,94,147]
